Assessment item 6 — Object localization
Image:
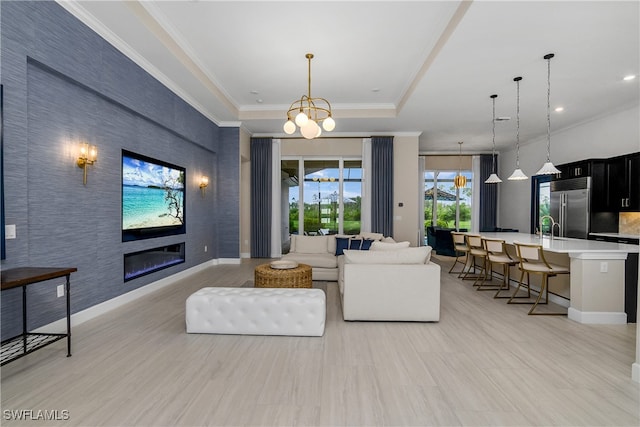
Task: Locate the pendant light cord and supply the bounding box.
[545,55,552,163]
[491,94,497,172]
[515,78,521,168]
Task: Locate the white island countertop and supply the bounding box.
[477,232,639,255]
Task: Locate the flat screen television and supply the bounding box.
[122,150,186,241]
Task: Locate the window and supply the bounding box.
[282,158,362,239]
[424,169,473,234]
[531,175,551,234]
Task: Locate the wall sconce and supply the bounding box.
[199,176,209,197]
[77,142,97,185]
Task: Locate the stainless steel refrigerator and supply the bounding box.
[550,177,590,239]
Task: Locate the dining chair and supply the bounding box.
[461,234,486,283]
[476,237,519,298]
[448,232,470,277]
[509,241,569,315]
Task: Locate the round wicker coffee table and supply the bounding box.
[254,263,312,288]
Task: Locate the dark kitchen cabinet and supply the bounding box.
[608,152,640,211]
[553,160,592,181]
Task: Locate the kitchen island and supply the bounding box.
[478,232,639,325]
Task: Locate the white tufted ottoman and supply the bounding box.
[185,287,326,336]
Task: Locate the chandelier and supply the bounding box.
[454,141,467,188]
[283,53,335,139]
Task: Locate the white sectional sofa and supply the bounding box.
[281,234,340,281]
[337,246,441,322]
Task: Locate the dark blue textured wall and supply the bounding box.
[1,1,239,338]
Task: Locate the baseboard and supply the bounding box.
[567,307,627,324]
[240,252,251,259]
[219,258,241,264]
[33,260,218,333]
[633,363,640,383]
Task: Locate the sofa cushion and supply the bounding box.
[294,235,330,254]
[344,246,431,265]
[283,252,338,268]
[370,241,410,251]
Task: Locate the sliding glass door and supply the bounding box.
[424,169,473,235]
[282,158,362,242]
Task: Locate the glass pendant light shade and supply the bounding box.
[485,173,502,183]
[536,53,560,175]
[322,116,335,131]
[508,168,528,180]
[283,119,296,134]
[485,94,501,184]
[295,111,309,127]
[454,175,467,188]
[508,76,528,181]
[536,161,561,175]
[301,119,319,139]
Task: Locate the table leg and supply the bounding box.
[65,274,71,357]
[22,285,27,355]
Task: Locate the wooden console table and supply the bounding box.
[1,267,77,366]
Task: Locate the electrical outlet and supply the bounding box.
[600,262,608,273]
[57,284,65,298]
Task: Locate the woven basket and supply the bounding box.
[254,263,312,288]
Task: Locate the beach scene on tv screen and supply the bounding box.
[122,155,184,230]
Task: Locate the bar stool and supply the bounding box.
[477,237,518,298]
[449,231,470,277]
[509,242,569,315]
[461,234,486,283]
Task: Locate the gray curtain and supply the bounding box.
[479,153,498,232]
[250,137,272,258]
[371,136,394,237]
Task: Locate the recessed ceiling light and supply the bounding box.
[623,75,636,81]
[372,88,380,92]
[256,99,263,103]
[555,107,564,112]
[250,90,259,94]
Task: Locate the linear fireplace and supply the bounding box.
[124,243,185,282]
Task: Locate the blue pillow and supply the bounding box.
[335,237,350,256]
[360,239,373,250]
[349,239,363,250]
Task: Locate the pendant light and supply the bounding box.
[508,76,528,180]
[485,94,502,183]
[454,141,467,188]
[536,53,561,175]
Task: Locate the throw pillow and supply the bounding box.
[349,239,363,250]
[335,237,351,256]
[370,241,410,251]
[336,237,374,255]
[381,236,396,243]
[295,235,330,254]
[360,239,373,250]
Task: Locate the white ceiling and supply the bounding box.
[60,0,639,154]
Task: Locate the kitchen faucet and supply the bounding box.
[539,215,560,240]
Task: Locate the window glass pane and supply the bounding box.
[303,160,340,235]
[539,181,551,233]
[424,169,472,240]
[281,160,299,235]
[343,160,362,234]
